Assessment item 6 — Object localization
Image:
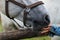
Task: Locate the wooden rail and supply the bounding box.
[0,29,48,40]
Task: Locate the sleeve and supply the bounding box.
[49,24,60,37]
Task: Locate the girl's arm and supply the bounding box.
[50,24,60,36]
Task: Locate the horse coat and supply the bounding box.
[1,0,50,31]
[0,0,49,29]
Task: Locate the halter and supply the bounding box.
[5,0,44,28]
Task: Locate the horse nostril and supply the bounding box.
[44,15,50,25]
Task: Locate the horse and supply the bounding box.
[0,0,50,32]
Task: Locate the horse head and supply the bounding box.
[5,0,50,31]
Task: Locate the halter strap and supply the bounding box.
[5,0,44,27]
[27,1,44,9]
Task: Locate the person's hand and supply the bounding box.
[41,25,51,34]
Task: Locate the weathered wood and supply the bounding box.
[0,29,48,40]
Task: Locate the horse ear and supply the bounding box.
[28,1,44,9]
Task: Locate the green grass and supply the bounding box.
[22,36,51,40]
[0,21,51,40]
[0,21,3,32]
